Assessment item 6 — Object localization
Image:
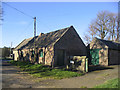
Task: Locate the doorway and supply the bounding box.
[90,49,100,65]
[57,49,65,66]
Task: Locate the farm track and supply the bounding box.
[1,60,119,88]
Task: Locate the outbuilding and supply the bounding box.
[13,26,87,67]
[89,37,120,66]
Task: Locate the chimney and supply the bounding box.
[39,33,44,37]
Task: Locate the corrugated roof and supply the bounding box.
[96,37,120,50]
[14,26,71,50]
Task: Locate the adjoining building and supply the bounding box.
[13,26,87,67]
[88,37,120,66]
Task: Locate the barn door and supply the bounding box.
[90,49,100,65]
[57,50,65,66]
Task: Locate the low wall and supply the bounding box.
[67,56,88,72]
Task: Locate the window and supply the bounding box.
[31,50,34,57]
[39,49,43,57]
[31,50,34,54]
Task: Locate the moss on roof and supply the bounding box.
[14,26,71,50]
[14,37,33,50]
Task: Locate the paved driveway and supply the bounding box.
[2,60,119,88]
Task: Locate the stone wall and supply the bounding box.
[99,48,108,66]
[89,38,109,66]
[37,47,45,64]
[89,38,120,66]
[67,56,88,72]
[13,50,18,61]
[45,45,54,66]
[22,49,30,61]
[13,46,54,66]
[90,38,107,49]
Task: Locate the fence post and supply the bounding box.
[86,58,88,72]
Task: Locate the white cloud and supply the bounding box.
[19,21,28,25]
[3,21,28,25]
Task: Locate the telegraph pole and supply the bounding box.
[10,42,12,57]
[34,17,36,62]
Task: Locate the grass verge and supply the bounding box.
[94,78,120,88]
[8,60,83,79]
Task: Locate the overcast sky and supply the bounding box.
[1,1,118,48]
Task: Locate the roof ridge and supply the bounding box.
[14,26,74,49]
[97,38,120,44]
[43,26,71,35]
[53,26,73,45]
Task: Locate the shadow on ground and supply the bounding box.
[2,60,21,74]
[88,65,114,72]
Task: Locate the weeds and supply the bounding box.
[8,60,83,79]
[94,78,120,88]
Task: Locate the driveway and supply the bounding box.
[52,65,118,88]
[2,60,119,88]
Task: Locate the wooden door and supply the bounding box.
[57,50,65,66]
[90,49,100,65]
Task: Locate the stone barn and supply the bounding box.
[13,26,87,67]
[88,37,120,66]
[13,37,34,61]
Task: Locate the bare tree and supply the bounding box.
[106,13,118,41]
[84,21,97,44]
[0,1,3,21]
[94,11,111,39]
[0,2,2,20]
[116,16,120,42]
[83,33,91,45]
[116,20,120,42]
[84,10,119,45]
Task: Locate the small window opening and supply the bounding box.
[39,49,43,57]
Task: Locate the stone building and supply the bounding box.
[88,37,120,66]
[13,26,87,67]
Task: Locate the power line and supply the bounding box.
[3,2,34,19]
[12,20,33,43]
[19,20,33,38]
[3,2,52,31]
[2,2,59,31]
[37,19,51,31]
[3,2,61,36]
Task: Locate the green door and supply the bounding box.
[90,49,100,65]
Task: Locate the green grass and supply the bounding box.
[8,60,83,79]
[94,78,120,88]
